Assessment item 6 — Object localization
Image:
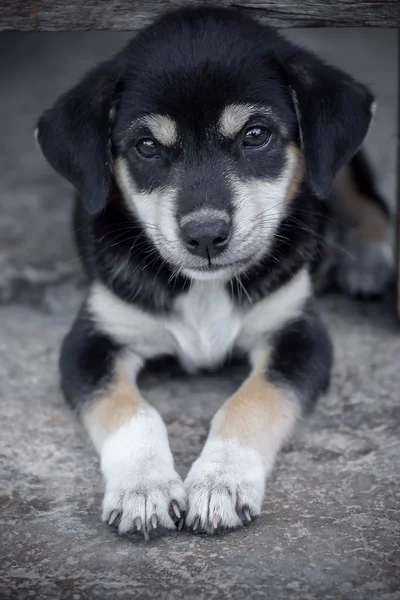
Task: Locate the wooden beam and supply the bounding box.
[1,0,400,32]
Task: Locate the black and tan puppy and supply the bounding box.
[37,7,376,538]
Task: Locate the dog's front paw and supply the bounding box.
[185,440,265,534]
[100,410,186,539]
[102,459,186,539]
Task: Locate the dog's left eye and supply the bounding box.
[136,138,160,158]
[242,127,271,148]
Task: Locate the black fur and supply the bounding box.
[268,300,334,415]
[60,305,121,411]
[38,61,120,214]
[279,51,373,198]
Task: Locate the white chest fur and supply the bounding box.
[89,269,311,373]
[167,281,241,372]
[167,270,311,370]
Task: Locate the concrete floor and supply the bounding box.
[1,297,400,599]
[0,27,399,600]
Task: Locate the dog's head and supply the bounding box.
[37,7,374,281]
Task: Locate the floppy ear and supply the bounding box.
[281,48,374,199]
[36,61,119,214]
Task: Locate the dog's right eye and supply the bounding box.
[136,138,160,158]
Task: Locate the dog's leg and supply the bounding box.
[185,302,333,534]
[60,307,186,539]
[332,154,394,297]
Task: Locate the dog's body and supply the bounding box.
[37,7,390,538]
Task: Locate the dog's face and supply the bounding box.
[37,7,374,281]
[112,33,300,279]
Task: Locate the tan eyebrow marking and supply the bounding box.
[142,114,178,146]
[219,104,257,138]
[219,103,286,139]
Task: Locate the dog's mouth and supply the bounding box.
[190,261,243,272]
[182,255,257,279]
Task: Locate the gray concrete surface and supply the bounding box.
[0,28,399,600]
[1,298,400,599]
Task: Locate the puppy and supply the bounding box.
[37,7,375,538]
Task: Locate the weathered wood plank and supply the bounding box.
[1,0,400,31]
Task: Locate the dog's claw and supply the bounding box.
[212,514,222,529]
[178,517,185,531]
[134,517,142,532]
[151,514,158,529]
[192,517,200,531]
[171,500,181,520]
[108,510,120,526]
[243,507,251,523]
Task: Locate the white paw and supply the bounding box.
[185,439,266,534]
[100,409,186,539]
[102,460,186,539]
[337,238,393,298]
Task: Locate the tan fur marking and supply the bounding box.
[88,367,144,435]
[219,103,257,138]
[334,165,389,241]
[285,145,304,203]
[214,370,298,456]
[143,114,177,146]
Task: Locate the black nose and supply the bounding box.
[180,218,231,259]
